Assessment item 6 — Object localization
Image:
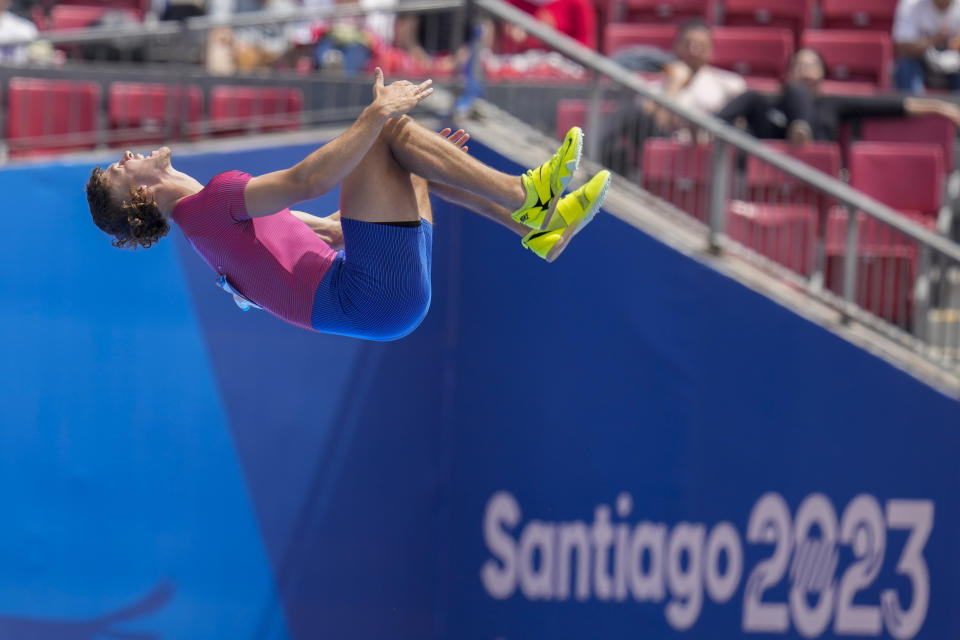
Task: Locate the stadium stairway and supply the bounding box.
[455,96,960,395]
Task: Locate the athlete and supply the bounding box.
[85,69,610,340]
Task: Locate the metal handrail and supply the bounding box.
[477,0,960,265]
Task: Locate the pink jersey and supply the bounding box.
[171,170,337,330]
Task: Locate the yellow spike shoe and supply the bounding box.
[522,170,611,263]
[511,127,583,230]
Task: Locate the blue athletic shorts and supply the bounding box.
[311,217,433,340]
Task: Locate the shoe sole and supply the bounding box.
[543,127,584,230]
[545,171,611,263]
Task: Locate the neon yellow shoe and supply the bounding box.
[522,170,611,262]
[511,127,583,230]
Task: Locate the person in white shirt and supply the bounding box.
[651,19,747,132]
[893,0,960,92]
[0,0,37,65]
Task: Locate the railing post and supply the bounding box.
[842,205,860,316]
[708,139,730,252]
[584,73,602,160]
[914,244,932,343]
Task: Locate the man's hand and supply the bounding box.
[371,67,434,119]
[439,127,470,153]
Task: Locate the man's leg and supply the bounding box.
[338,131,427,224]
[380,116,527,212]
[338,125,519,233]
[426,180,527,236]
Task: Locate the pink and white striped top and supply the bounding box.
[172,170,337,330]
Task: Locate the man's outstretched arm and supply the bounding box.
[243,69,433,218]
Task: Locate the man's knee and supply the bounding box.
[381,115,414,144]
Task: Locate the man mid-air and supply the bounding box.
[85,70,610,340]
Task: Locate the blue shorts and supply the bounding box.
[311,217,433,340]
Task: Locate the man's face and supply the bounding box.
[675,27,712,71]
[102,147,171,201]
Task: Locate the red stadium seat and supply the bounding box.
[555,99,619,140]
[209,86,304,136]
[5,77,101,158]
[849,142,944,219]
[743,141,842,218]
[861,115,957,174]
[721,0,813,42]
[726,201,817,275]
[48,5,141,30]
[603,25,794,84]
[603,23,677,56]
[608,0,716,25]
[52,0,148,8]
[711,27,794,80]
[824,208,934,326]
[642,139,734,222]
[801,30,893,91]
[108,82,204,146]
[821,142,945,324]
[820,0,899,32]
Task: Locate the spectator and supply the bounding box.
[597,21,747,175]
[652,18,746,131]
[394,10,475,74]
[204,0,300,74]
[719,47,960,142]
[502,0,597,51]
[893,0,960,92]
[308,0,395,74]
[0,0,37,64]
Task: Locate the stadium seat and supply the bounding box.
[48,5,142,30]
[209,86,304,136]
[824,208,934,326]
[849,142,944,219]
[743,141,842,218]
[726,201,817,275]
[801,30,893,91]
[603,23,677,56]
[5,77,101,158]
[720,0,813,42]
[608,0,716,25]
[861,115,957,174]
[711,27,794,81]
[820,0,899,32]
[108,82,204,146]
[822,142,945,324]
[555,99,619,140]
[604,25,795,84]
[642,139,734,222]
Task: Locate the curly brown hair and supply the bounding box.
[85,166,170,249]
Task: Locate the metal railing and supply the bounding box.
[471,0,960,372]
[1,0,959,371]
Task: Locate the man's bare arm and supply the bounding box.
[291,210,344,249]
[243,69,433,218]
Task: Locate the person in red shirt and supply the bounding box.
[503,0,597,51]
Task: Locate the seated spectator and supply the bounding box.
[0,0,37,64]
[893,0,960,93]
[652,19,747,130]
[308,0,395,74]
[501,0,597,52]
[718,47,960,142]
[597,20,747,174]
[394,10,476,75]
